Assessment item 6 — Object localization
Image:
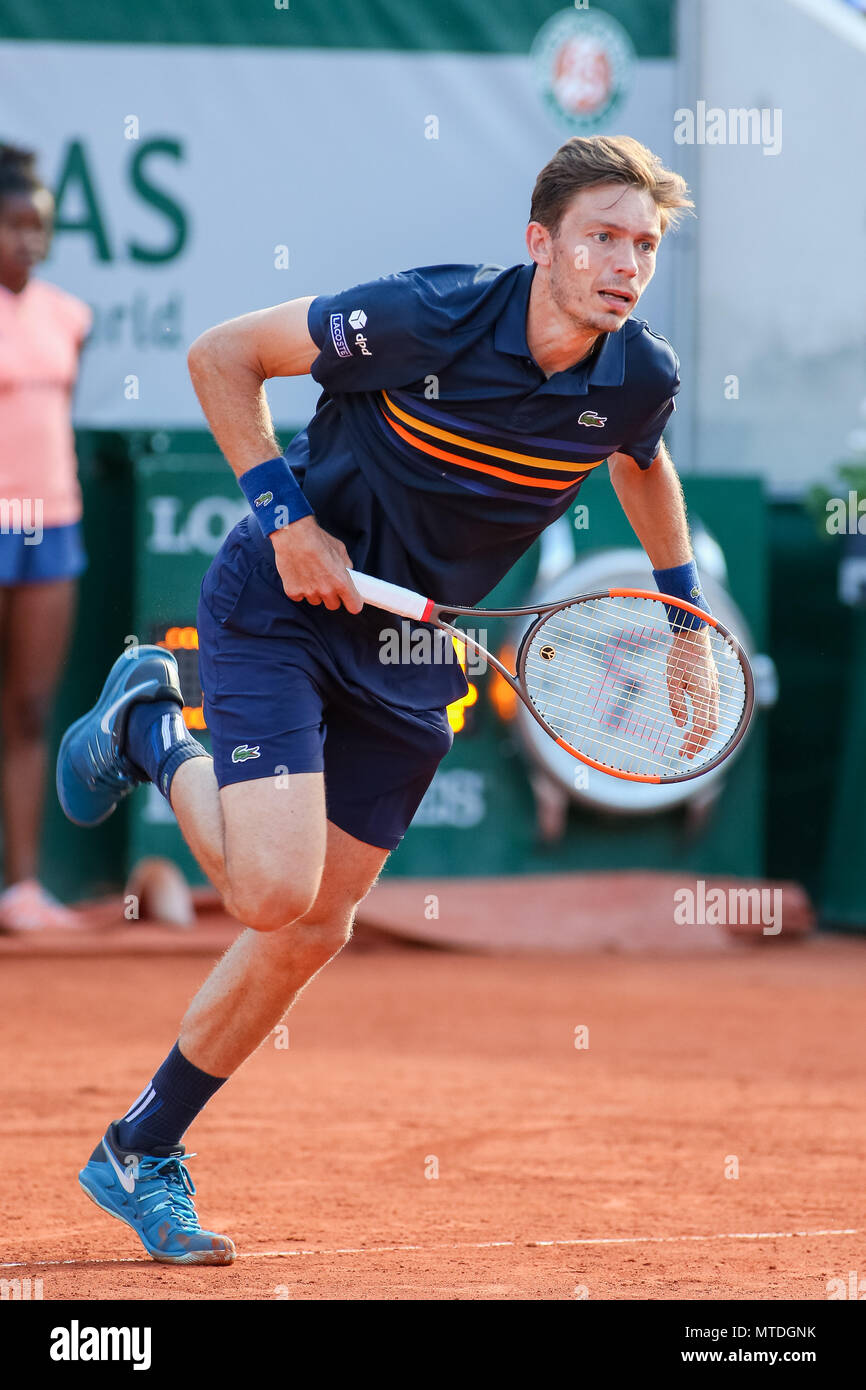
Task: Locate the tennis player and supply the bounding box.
[58,135,717,1263]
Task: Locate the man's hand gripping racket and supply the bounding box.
[346,570,753,784]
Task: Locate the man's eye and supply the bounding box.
[640,242,656,253]
[595,232,609,242]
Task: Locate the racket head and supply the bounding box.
[515,588,754,784]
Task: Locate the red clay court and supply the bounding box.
[2,886,863,1302]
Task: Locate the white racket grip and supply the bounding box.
[347,569,432,621]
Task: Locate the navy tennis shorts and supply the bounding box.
[197,517,458,850]
[0,521,87,585]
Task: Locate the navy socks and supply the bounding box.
[124,699,209,800]
[116,1042,227,1152]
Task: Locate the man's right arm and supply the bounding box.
[187,297,362,613]
[187,296,316,475]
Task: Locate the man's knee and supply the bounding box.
[303,910,355,954]
[227,873,321,933]
[279,909,355,961]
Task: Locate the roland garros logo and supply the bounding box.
[530,8,635,133]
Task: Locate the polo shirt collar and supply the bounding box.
[494,264,537,356]
[494,261,626,392]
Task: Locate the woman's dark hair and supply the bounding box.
[0,143,49,214]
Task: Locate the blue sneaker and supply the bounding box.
[79,1123,236,1265]
[56,646,184,827]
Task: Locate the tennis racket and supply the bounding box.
[346,569,754,784]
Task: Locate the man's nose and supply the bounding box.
[611,251,639,278]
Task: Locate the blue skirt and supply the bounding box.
[0,520,87,584]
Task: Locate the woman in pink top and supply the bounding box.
[0,145,91,930]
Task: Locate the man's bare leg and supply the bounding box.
[168,757,331,925]
[179,819,388,1076]
[166,755,232,901]
[157,758,387,1074]
[77,759,384,1262]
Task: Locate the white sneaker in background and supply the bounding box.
[0,878,81,932]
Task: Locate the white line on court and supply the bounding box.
[0,1227,859,1269]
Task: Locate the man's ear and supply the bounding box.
[526,220,553,267]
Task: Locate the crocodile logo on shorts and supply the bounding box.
[578,410,607,428]
[231,744,261,763]
[253,491,273,508]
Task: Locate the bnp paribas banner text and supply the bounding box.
[0,1,676,427]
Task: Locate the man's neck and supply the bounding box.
[525,270,599,378]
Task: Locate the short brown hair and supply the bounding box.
[529,135,693,237]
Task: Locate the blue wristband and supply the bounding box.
[651,560,712,632]
[238,455,314,536]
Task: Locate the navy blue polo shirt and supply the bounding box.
[289,261,679,608]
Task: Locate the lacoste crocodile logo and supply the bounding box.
[231,744,261,763]
[253,491,273,508]
[578,410,607,428]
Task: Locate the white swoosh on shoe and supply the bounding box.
[99,683,157,736]
[103,1139,138,1193]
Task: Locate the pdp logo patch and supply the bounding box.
[329,313,352,359]
[349,307,372,356]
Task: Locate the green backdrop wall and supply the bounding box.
[25,430,858,924]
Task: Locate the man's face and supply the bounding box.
[529,182,661,334]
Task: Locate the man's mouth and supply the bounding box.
[597,289,635,309]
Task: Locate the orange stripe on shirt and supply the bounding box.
[381,390,603,477]
[381,411,595,491]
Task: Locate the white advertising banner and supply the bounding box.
[0,30,677,429]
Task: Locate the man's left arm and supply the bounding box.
[607,439,691,568]
[607,441,720,759]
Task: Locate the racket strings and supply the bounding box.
[523,595,747,777]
